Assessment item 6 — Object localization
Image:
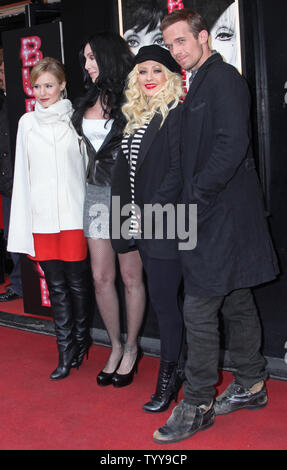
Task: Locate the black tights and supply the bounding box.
[139,251,184,363]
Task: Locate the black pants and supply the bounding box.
[182,288,267,406]
[139,250,184,363]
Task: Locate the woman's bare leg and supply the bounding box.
[88,238,123,373]
[116,249,146,374]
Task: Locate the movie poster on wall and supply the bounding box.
[119,0,241,91]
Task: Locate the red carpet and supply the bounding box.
[0,325,286,451]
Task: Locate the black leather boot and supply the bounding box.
[40,261,76,380]
[64,261,92,369]
[50,345,78,380]
[142,360,183,413]
[71,337,91,368]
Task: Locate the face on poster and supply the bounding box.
[120,0,240,71]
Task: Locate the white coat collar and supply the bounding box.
[34,98,72,125]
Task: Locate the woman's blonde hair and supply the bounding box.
[30,57,66,93]
[122,64,183,135]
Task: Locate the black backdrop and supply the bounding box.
[61,0,119,103]
[238,0,287,372]
[2,0,287,376]
[2,22,64,158]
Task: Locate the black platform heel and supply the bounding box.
[97,354,123,386]
[112,347,143,388]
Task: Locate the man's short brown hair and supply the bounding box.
[160,8,209,39]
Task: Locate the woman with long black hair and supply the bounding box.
[72,33,146,387]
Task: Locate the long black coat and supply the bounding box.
[180,52,279,297]
[111,105,182,259]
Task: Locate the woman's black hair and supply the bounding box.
[72,32,134,135]
[124,0,167,34]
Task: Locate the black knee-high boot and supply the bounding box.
[64,260,92,368]
[40,261,77,380]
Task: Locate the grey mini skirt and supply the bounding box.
[83,183,111,239]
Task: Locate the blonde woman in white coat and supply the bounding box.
[8,57,90,380]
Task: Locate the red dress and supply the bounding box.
[28,230,87,262]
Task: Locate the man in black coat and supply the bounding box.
[152,9,279,444]
[0,51,22,301]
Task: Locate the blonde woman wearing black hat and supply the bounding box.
[111,45,185,411]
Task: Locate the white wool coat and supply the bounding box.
[7,99,86,257]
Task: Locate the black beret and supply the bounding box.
[133,45,181,74]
